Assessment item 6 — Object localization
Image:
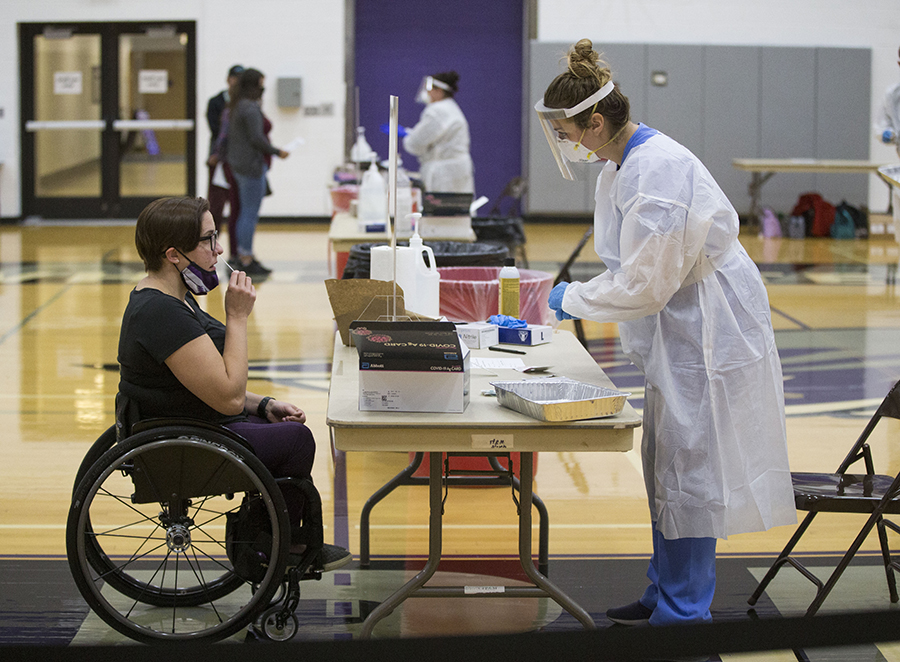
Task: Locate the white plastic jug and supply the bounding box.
[369,214,440,318]
[358,161,386,229]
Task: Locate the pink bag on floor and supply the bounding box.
[760,207,782,238]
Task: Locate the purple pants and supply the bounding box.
[226,416,316,532]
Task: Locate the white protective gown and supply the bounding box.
[874,80,900,147]
[403,97,474,193]
[874,81,900,234]
[561,132,796,540]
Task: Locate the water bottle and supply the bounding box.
[350,126,377,163]
[394,162,414,235]
[358,161,386,230]
[498,257,520,318]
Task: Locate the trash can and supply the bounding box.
[437,266,554,325]
[342,241,509,279]
[471,216,526,256]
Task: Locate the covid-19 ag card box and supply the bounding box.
[350,321,470,413]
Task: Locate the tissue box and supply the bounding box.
[455,322,498,349]
[497,324,553,346]
[350,321,470,413]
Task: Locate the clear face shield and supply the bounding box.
[534,81,615,181]
[416,76,451,104]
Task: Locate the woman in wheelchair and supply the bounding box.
[118,195,351,572]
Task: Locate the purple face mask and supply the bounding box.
[175,251,219,295]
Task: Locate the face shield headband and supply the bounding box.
[416,76,452,104]
[534,80,616,180]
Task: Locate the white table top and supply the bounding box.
[732,158,887,173]
[329,212,476,249]
[327,329,641,453]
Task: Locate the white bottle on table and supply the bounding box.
[358,161,386,230]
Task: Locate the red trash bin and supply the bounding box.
[437,266,554,325]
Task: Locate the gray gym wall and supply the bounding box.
[526,42,871,219]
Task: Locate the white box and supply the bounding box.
[351,321,470,413]
[358,369,469,413]
[497,324,553,346]
[455,322,499,350]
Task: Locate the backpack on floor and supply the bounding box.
[830,205,857,239]
[835,200,868,239]
[787,215,807,239]
[760,207,782,238]
[792,193,836,238]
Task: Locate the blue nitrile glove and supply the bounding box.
[488,314,527,328]
[883,129,896,144]
[380,123,409,137]
[548,281,576,321]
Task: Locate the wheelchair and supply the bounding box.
[66,413,327,643]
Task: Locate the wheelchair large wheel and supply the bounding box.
[67,427,291,643]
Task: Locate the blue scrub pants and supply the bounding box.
[639,524,717,626]
[233,168,267,258]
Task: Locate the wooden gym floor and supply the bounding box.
[3,218,900,658]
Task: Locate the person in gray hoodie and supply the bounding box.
[225,68,288,275]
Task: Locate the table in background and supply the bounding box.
[327,329,642,637]
[732,158,887,226]
[328,212,476,277]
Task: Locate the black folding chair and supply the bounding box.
[553,227,594,348]
[748,379,900,616]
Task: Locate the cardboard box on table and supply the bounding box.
[350,320,470,414]
[326,279,533,475]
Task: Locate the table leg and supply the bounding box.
[359,452,424,567]
[359,452,444,638]
[487,455,550,577]
[747,171,775,230]
[517,452,596,630]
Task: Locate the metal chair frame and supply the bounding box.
[748,379,900,616]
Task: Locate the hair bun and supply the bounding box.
[568,39,600,78]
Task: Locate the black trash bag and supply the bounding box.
[341,240,509,279]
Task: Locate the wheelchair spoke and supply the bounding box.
[93,486,168,532]
[184,548,227,624]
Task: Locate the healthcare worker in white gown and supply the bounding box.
[874,45,900,239]
[402,71,475,194]
[539,39,796,627]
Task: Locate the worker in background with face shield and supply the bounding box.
[539,39,795,629]
[401,71,474,194]
[874,46,900,238]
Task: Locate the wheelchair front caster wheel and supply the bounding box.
[259,606,299,641]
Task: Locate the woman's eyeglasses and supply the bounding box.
[201,231,219,251]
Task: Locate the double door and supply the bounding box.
[20,22,197,218]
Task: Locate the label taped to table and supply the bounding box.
[464,585,506,594]
[472,434,513,450]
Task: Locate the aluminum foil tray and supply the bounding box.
[490,378,630,422]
